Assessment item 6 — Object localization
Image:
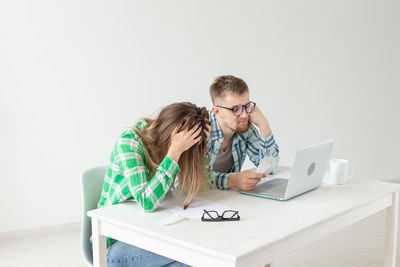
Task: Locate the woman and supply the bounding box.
[97,102,211,267]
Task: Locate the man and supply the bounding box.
[208,75,279,191]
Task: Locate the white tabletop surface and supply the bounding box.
[88,178,399,262]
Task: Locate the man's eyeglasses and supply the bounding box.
[201,209,240,222]
[216,101,256,116]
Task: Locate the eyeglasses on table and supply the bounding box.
[201,209,240,222]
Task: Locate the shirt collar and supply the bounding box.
[209,111,224,142]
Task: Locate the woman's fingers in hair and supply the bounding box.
[192,125,202,138]
[179,124,200,138]
[188,123,200,135]
[192,135,202,145]
[171,125,180,137]
[204,123,211,141]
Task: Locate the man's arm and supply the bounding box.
[210,170,230,190]
[245,126,279,169]
[210,168,266,190]
[246,106,279,173]
[250,106,271,138]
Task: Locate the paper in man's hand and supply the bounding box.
[256,156,279,174]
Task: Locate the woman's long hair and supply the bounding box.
[133,102,211,206]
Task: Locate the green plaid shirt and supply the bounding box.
[207,111,279,189]
[96,120,215,247]
[98,120,180,213]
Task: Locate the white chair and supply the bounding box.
[81,165,107,266]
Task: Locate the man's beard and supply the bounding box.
[234,119,251,134]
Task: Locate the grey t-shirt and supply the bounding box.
[212,143,234,173]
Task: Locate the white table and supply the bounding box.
[88,179,399,267]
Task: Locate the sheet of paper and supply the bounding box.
[256,156,279,175]
[160,194,232,219]
[158,195,233,226]
[269,168,292,179]
[257,166,292,185]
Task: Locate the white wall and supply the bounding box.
[0,0,399,232]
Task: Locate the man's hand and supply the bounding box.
[228,171,266,191]
[250,106,271,137]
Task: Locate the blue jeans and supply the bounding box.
[107,240,192,267]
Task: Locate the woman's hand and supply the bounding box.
[167,124,202,162]
[204,123,211,141]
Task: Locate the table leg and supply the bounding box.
[384,190,399,267]
[92,218,107,267]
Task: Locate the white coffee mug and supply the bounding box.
[330,159,349,185]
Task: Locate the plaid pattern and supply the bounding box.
[207,111,279,189]
[98,120,180,213]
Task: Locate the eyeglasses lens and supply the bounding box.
[203,211,219,220]
[222,211,238,219]
[233,105,243,116]
[245,102,255,113]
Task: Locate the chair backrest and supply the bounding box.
[81,165,107,266]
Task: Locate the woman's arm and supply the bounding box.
[117,136,180,212]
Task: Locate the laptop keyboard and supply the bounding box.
[257,178,289,197]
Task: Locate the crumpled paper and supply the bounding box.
[256,156,280,174]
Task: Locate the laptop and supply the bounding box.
[240,139,334,201]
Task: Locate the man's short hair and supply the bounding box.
[209,75,249,104]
